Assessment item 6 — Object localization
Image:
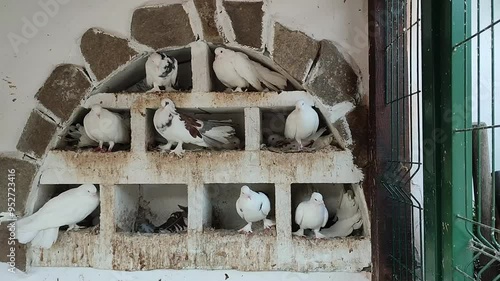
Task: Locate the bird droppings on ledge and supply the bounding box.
[203,228,277,237]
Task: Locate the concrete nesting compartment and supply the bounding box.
[33,91,370,272]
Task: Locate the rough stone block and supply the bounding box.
[131,5,195,49]
[306,40,359,106]
[16,111,57,158]
[273,23,320,82]
[80,28,138,81]
[35,64,91,122]
[0,227,27,271]
[193,0,223,43]
[346,105,369,168]
[224,1,263,48]
[0,157,37,213]
[0,157,36,272]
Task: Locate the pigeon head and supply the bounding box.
[214,47,227,57]
[149,52,163,66]
[91,105,103,118]
[79,184,98,194]
[267,134,283,145]
[310,192,324,204]
[160,98,176,111]
[295,100,307,110]
[240,185,253,199]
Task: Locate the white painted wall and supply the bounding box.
[0,0,369,279]
[0,0,368,153]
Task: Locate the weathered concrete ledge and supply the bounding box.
[29,230,370,272]
[39,149,362,184]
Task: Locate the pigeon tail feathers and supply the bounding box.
[30,227,59,249]
[251,62,287,91]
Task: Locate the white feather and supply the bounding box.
[236,186,271,223]
[285,100,320,143]
[14,184,99,249]
[83,105,130,150]
[250,61,287,91]
[294,192,328,230]
[213,47,287,91]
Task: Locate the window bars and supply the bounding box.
[381,0,424,280]
[422,0,500,280]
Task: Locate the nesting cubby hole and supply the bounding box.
[204,183,275,232]
[90,47,193,94]
[206,44,298,92]
[114,184,188,233]
[58,106,131,152]
[145,106,245,152]
[260,105,331,148]
[34,184,101,231]
[290,183,363,236]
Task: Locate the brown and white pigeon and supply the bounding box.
[213,47,287,92]
[145,52,178,92]
[83,105,131,152]
[153,98,239,156]
[235,185,275,233]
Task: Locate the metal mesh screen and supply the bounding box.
[451,0,500,279]
[382,0,423,280]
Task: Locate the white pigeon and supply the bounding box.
[322,212,362,238]
[293,192,328,239]
[83,105,131,152]
[145,52,178,92]
[235,185,275,233]
[0,184,99,249]
[284,100,320,149]
[153,98,238,156]
[213,47,287,92]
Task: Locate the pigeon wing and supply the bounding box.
[178,113,203,139]
[83,112,99,143]
[236,198,245,220]
[322,206,328,227]
[230,52,263,90]
[284,111,298,139]
[294,202,305,226]
[258,192,271,216]
[17,189,88,234]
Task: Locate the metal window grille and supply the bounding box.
[368,0,424,280]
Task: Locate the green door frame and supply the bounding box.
[422,0,473,280]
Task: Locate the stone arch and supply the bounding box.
[1,1,369,272]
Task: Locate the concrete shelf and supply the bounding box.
[33,90,369,272]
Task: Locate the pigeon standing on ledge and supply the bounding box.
[285,100,320,150]
[235,185,275,233]
[293,192,328,239]
[0,184,100,249]
[213,47,287,92]
[83,105,131,152]
[153,98,239,156]
[145,52,178,92]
